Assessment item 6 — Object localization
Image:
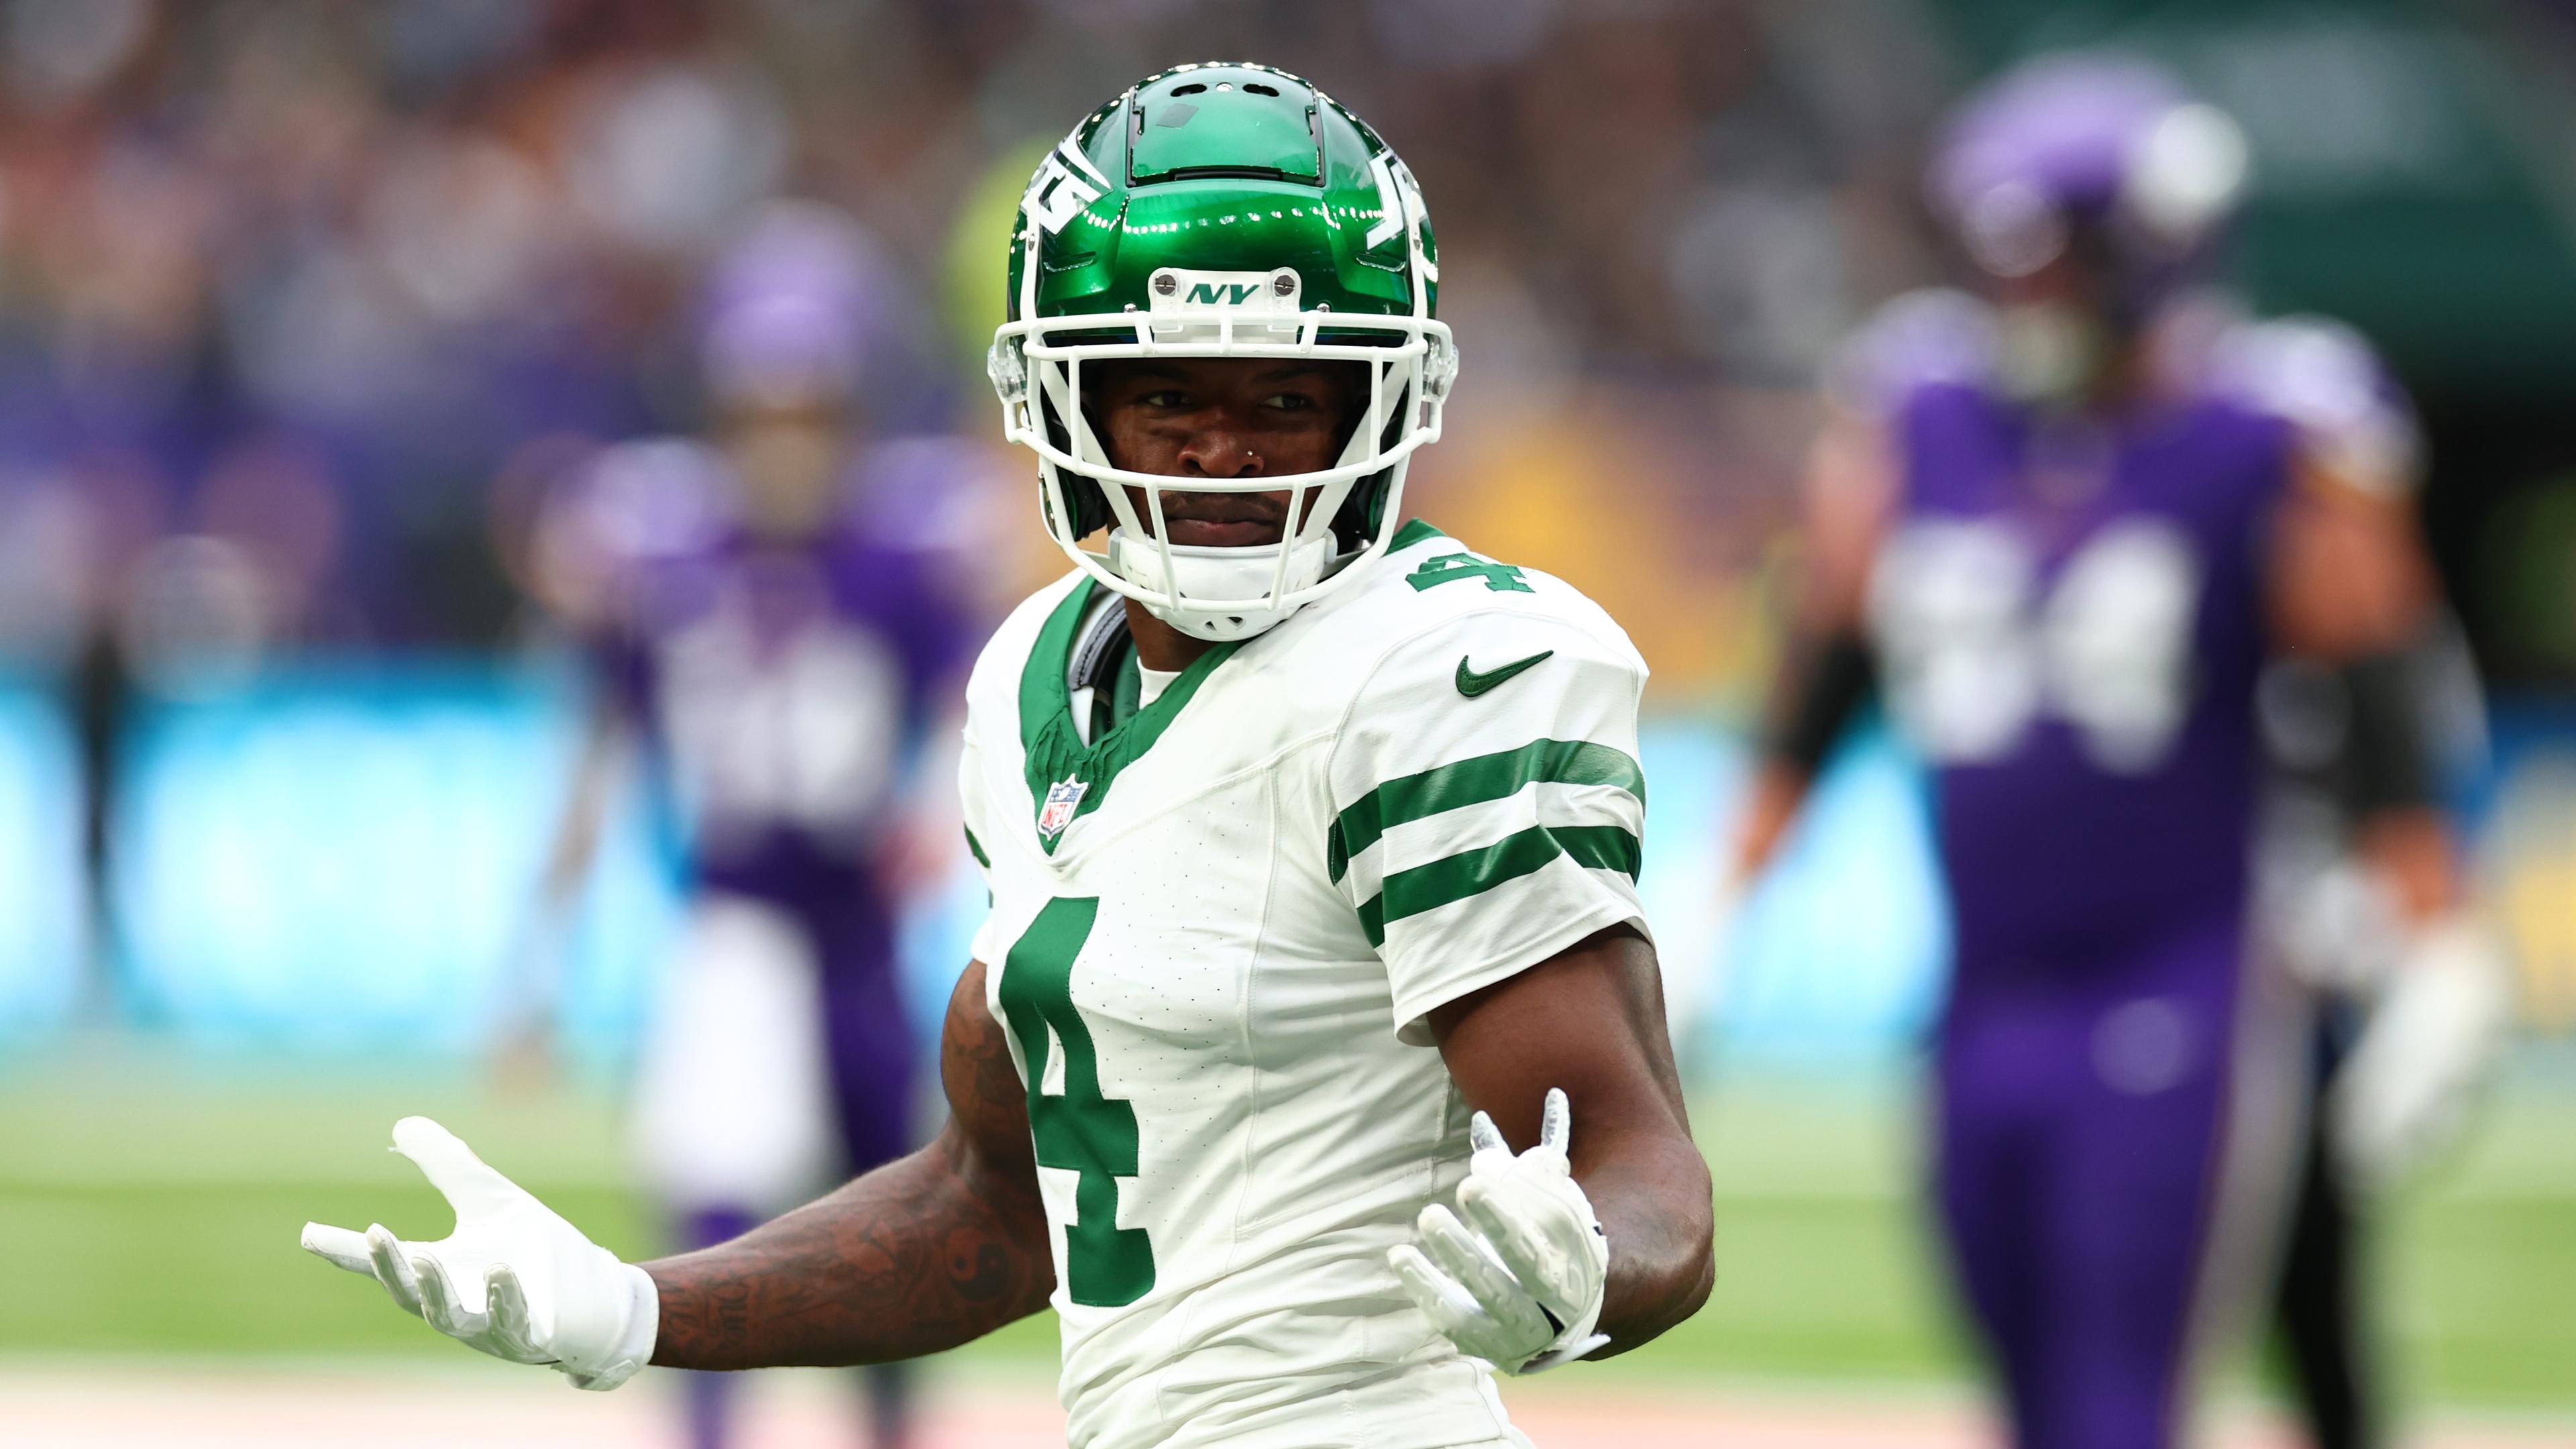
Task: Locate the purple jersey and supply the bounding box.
[1850,292,2408,979]
[566,438,970,909]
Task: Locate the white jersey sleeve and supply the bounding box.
[1325,610,1652,1044]
[959,729,1007,967]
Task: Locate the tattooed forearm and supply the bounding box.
[643,963,1056,1370]
[643,1127,1051,1368]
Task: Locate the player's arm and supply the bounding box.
[1345,603,1710,1371]
[535,697,630,908]
[645,961,1053,1366]
[2267,448,2454,909]
[1732,406,1892,880]
[300,963,1053,1383]
[492,686,634,1069]
[2253,321,2459,912]
[2266,419,2510,1181]
[1424,924,1712,1357]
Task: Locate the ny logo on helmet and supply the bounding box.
[1187,282,1263,306]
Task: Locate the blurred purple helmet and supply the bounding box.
[1931,55,2249,293]
[699,201,901,409]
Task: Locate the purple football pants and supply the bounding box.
[1934,919,2295,1449]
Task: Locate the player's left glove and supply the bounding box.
[1389,1087,1611,1375]
[2333,914,2514,1189]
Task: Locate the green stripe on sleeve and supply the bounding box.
[1353,822,1642,948]
[964,825,990,869]
[1329,739,1644,883]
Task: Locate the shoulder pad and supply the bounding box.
[1825,288,1998,419]
[1351,564,1647,696]
[568,437,734,568]
[531,437,729,629]
[2210,317,2419,489]
[1346,534,1636,649]
[1285,533,1647,714]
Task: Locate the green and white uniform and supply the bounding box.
[960,521,1650,1449]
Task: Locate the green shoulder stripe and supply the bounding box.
[1328,738,1644,883]
[1354,823,1641,947]
[963,825,990,869]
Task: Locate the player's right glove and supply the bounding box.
[2332,914,2514,1189]
[300,1116,659,1390]
[1388,1088,1612,1375]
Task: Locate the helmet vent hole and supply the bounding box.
[1171,83,1207,97]
[1243,83,1280,97]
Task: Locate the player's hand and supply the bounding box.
[299,1117,658,1390]
[1389,1087,1611,1374]
[2333,916,2514,1189]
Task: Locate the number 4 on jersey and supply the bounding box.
[998,898,1155,1307]
[1406,552,1533,594]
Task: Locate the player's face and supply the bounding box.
[1089,358,1361,547]
[722,396,847,540]
[1987,239,2117,402]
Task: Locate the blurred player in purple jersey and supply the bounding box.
[522,203,973,1449]
[1728,56,2510,1449]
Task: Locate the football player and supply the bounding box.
[515,203,973,1449]
[305,64,1715,1449]
[1726,56,2505,1449]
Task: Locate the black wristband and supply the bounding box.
[2341,649,2436,816]
[1761,633,1874,776]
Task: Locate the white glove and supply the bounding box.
[2332,916,2514,1190]
[300,1116,659,1390]
[1389,1088,1611,1375]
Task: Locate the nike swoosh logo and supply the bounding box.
[1455,649,1554,698]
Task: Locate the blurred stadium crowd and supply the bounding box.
[0,0,1965,690]
[0,0,2574,1042]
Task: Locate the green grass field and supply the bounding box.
[3,1045,2570,1411]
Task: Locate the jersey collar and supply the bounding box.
[1386,517,1446,551]
[1017,578,1243,855]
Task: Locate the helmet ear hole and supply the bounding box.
[1375,375,1410,455]
[1329,469,1393,551]
[1327,360,1415,550]
[1038,383,1118,537]
[1062,477,1115,539]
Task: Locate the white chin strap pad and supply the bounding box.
[1107,528,1334,643]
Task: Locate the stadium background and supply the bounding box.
[0,0,2569,1444]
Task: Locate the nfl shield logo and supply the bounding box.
[1037,777,1089,839]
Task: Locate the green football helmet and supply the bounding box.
[989,62,1458,641]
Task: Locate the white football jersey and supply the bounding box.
[958,521,1652,1449]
